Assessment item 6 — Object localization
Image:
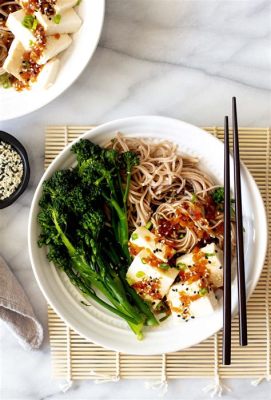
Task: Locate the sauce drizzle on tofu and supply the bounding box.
[132,278,162,300]
[15,22,46,90]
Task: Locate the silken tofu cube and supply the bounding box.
[54,0,79,12]
[176,243,223,288]
[201,243,223,288]
[3,40,25,81]
[126,249,179,308]
[34,58,60,89]
[190,290,218,317]
[37,34,72,65]
[129,226,175,262]
[35,8,81,35]
[6,10,36,50]
[167,280,217,320]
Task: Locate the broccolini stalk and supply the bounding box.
[71,139,139,259]
[38,170,144,336]
[103,232,158,327]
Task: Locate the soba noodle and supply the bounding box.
[107,134,236,254]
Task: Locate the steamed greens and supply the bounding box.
[38,139,158,339]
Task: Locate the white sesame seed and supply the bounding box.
[0,141,23,200]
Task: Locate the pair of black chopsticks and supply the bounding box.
[223,97,247,365]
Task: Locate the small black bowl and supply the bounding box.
[0,131,30,209]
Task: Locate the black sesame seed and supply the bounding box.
[208,261,211,264]
[219,266,222,269]
[191,316,195,319]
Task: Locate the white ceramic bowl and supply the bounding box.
[0,0,105,121]
[28,116,267,355]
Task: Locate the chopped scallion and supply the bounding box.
[191,193,197,203]
[131,232,139,240]
[0,73,11,89]
[159,263,170,270]
[205,252,215,258]
[53,14,62,24]
[136,271,145,278]
[199,288,208,296]
[145,221,153,230]
[176,262,187,271]
[22,14,34,29]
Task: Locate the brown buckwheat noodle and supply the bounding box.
[107,134,236,253]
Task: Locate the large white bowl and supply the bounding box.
[0,1,105,121]
[28,116,267,355]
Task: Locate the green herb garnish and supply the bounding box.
[199,288,208,296]
[176,262,187,271]
[136,271,145,278]
[22,14,38,31]
[159,263,170,270]
[205,252,215,258]
[126,276,135,286]
[131,232,139,240]
[145,221,152,230]
[0,73,12,89]
[212,187,224,204]
[53,14,61,24]
[191,193,197,203]
[22,14,35,29]
[32,17,38,31]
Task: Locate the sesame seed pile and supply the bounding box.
[0,141,23,201]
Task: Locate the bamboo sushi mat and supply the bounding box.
[45,126,271,382]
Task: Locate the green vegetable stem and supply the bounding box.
[38,141,158,338]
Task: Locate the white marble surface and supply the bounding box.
[1,1,271,399]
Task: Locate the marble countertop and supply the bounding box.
[1,1,270,399]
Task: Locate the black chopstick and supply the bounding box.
[232,97,248,346]
[223,116,232,365]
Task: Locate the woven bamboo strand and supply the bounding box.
[46,126,270,380]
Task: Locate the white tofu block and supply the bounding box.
[167,281,217,320]
[126,250,179,308]
[176,252,194,269]
[6,10,36,50]
[190,290,217,317]
[34,58,60,89]
[55,0,79,13]
[176,243,223,288]
[35,8,81,35]
[130,227,175,262]
[201,243,223,288]
[37,34,72,65]
[3,40,25,81]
